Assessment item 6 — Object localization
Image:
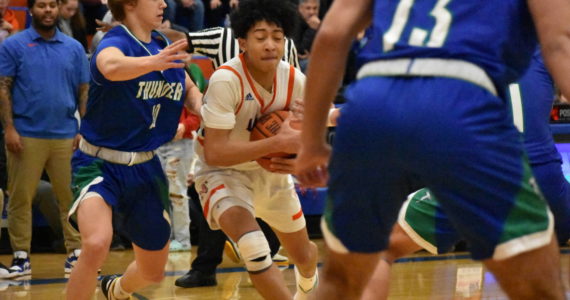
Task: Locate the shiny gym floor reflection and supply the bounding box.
[1,240,568,299]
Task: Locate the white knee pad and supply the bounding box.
[237,230,272,273]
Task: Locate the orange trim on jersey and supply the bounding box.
[262,76,278,114]
[197,136,205,146]
[284,65,295,110]
[239,53,277,113]
[218,66,246,115]
[292,208,304,221]
[203,184,226,218]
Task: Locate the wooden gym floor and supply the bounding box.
[0,239,569,299]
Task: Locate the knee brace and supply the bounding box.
[237,230,272,273]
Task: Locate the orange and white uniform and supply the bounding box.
[194,53,306,233]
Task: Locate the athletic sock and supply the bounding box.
[113,277,132,300]
[295,266,318,292]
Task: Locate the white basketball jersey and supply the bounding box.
[195,53,306,172]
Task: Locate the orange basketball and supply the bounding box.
[250,110,297,171]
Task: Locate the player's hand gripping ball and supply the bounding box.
[250,110,300,171]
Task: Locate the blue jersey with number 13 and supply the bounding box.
[358,0,537,91]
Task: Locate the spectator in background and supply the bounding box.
[0,0,22,44]
[294,0,319,73]
[156,107,200,252]
[0,176,5,277]
[174,0,204,32]
[317,0,331,19]
[0,0,88,278]
[58,0,88,52]
[80,0,107,35]
[203,0,237,28]
[89,9,115,54]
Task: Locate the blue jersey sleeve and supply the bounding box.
[90,33,131,85]
[71,42,90,85]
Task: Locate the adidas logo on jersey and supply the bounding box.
[245,93,255,101]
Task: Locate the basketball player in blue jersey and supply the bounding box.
[296,0,570,299]
[359,49,570,300]
[64,0,202,298]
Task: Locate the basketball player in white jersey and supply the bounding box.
[193,0,318,299]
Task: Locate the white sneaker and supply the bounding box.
[64,249,81,274]
[6,251,31,279]
[0,263,11,279]
[272,253,290,271]
[169,240,191,252]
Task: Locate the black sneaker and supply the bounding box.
[101,275,131,300]
[175,270,217,288]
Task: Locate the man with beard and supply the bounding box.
[0,0,87,278]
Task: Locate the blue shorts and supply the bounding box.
[398,189,460,255]
[533,161,570,243]
[69,150,171,251]
[400,160,570,254]
[323,76,553,260]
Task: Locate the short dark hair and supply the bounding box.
[28,0,60,10]
[230,0,297,39]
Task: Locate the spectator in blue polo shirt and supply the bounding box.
[0,0,88,279]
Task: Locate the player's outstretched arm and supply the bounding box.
[295,0,371,187]
[529,0,570,98]
[184,73,202,116]
[96,39,189,81]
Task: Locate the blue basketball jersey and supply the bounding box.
[80,25,186,152]
[508,50,560,165]
[359,0,537,91]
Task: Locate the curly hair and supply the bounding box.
[230,0,298,39]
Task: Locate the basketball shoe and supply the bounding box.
[101,275,132,300]
[5,251,31,278]
[64,249,81,275]
[223,240,241,263]
[0,263,11,279]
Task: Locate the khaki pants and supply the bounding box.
[7,137,81,253]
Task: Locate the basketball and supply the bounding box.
[250,110,297,171]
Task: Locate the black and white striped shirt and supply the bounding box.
[188,27,300,70]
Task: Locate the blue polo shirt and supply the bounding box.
[0,27,89,139]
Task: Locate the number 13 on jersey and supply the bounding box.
[383,0,452,52]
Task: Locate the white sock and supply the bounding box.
[295,266,318,292]
[113,277,132,300]
[13,251,28,259]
